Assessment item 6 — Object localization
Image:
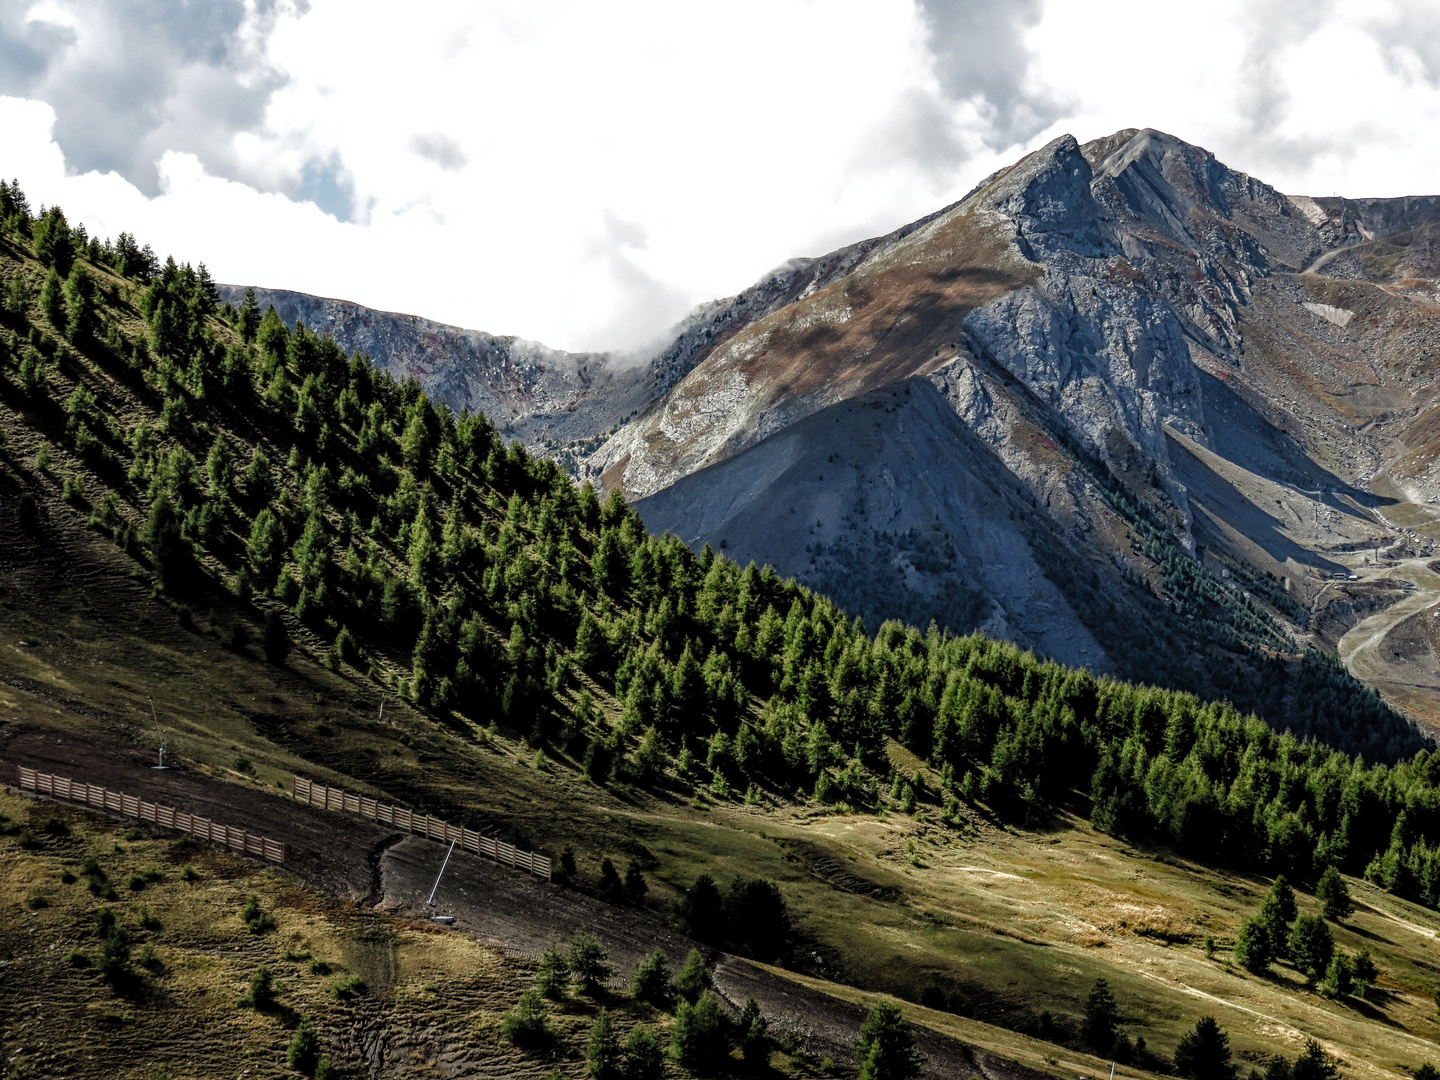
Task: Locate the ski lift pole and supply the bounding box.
[427,839,457,906]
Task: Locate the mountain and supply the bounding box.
[578,128,1440,732]
[225,131,1440,740]
[7,160,1440,1080]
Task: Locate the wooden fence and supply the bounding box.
[293,775,550,881]
[17,767,285,864]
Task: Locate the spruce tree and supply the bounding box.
[1081,977,1119,1055]
[585,1009,622,1080]
[1316,866,1354,922]
[1173,1016,1234,1080]
[1288,915,1334,981]
[629,949,671,1006]
[673,949,714,1005]
[567,932,612,993]
[855,1000,923,1080]
[39,267,64,330]
[624,1024,665,1080]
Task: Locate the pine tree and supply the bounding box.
[1316,866,1354,921]
[670,991,730,1066]
[1234,914,1274,973]
[585,1008,622,1080]
[567,932,612,993]
[1318,952,1353,999]
[536,944,569,999]
[740,996,770,1066]
[682,874,725,945]
[1081,977,1119,1055]
[62,264,95,341]
[1289,1039,1339,1080]
[624,1024,665,1080]
[287,1017,321,1074]
[855,1000,923,1080]
[262,609,290,664]
[1173,1016,1234,1080]
[1259,876,1297,957]
[629,949,671,1006]
[39,267,64,330]
[672,949,714,1005]
[500,987,549,1048]
[1288,915,1334,981]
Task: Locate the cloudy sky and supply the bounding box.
[4,0,1440,353]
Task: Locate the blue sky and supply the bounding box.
[3,0,1439,352]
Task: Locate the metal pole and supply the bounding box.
[427,839,456,906]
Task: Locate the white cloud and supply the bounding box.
[6,1,1440,353]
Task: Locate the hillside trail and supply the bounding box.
[1338,558,1440,672]
[1333,444,1440,730]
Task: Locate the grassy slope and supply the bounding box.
[0,789,811,1080]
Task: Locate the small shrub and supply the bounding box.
[180,865,200,882]
[313,1056,337,1080]
[126,873,147,892]
[239,966,277,1010]
[15,829,39,850]
[39,816,70,836]
[241,892,276,934]
[287,1017,321,1074]
[309,958,332,976]
[138,905,162,931]
[501,987,550,1049]
[66,948,90,967]
[535,945,569,1000]
[284,947,313,962]
[139,943,163,972]
[25,892,48,910]
[59,870,77,885]
[329,973,366,1000]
